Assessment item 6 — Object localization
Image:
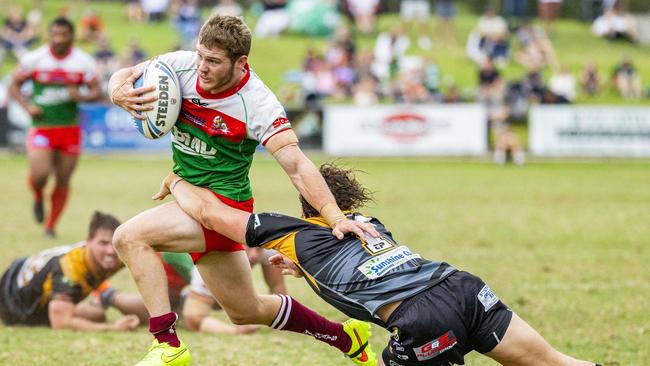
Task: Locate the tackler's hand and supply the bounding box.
[152,173,180,200]
[332,218,378,240]
[269,253,303,278]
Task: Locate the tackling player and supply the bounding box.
[0,211,140,332]
[9,17,102,237]
[108,14,377,366]
[158,164,602,366]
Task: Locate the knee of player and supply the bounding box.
[182,313,205,331]
[112,224,142,253]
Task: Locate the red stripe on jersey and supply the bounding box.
[195,63,251,100]
[262,127,292,146]
[32,70,85,85]
[179,99,247,142]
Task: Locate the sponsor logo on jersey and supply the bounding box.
[271,117,290,129]
[361,236,395,255]
[172,127,217,159]
[357,247,421,280]
[34,87,73,105]
[212,115,230,134]
[413,330,457,361]
[389,361,404,366]
[477,285,499,312]
[190,98,208,107]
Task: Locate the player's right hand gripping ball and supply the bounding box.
[133,59,181,139]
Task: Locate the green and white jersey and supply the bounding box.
[157,51,292,201]
[16,45,97,127]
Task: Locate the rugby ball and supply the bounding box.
[132,59,181,139]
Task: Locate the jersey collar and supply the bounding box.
[195,63,251,99]
[49,45,73,60]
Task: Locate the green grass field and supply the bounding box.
[0,154,649,365]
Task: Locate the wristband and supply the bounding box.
[320,202,346,227]
[170,177,183,194]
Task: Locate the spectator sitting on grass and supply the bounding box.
[592,7,638,42]
[372,25,409,83]
[0,7,37,62]
[345,0,380,36]
[612,56,641,99]
[475,7,510,66]
[394,56,431,104]
[549,65,576,102]
[142,0,169,22]
[255,0,291,38]
[79,8,104,43]
[126,0,146,22]
[580,60,601,97]
[514,23,557,71]
[352,74,380,105]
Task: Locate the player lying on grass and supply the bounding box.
[0,211,141,331]
[156,164,602,366]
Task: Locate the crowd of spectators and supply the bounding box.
[1,0,647,159]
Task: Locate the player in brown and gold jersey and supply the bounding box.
[0,211,139,331]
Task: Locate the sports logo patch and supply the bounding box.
[477,285,499,312]
[362,236,395,255]
[32,134,50,147]
[413,330,458,361]
[357,247,421,280]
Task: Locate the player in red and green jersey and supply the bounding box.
[109,14,378,366]
[9,17,102,237]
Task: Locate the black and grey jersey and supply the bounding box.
[245,212,457,326]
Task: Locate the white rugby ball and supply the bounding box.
[132,59,181,139]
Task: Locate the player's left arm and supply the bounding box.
[265,130,378,239]
[153,173,251,243]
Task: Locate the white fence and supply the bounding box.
[530,105,650,157]
[323,104,487,156]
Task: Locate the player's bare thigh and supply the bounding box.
[27,148,54,182]
[195,251,280,325]
[116,201,206,253]
[485,312,589,366]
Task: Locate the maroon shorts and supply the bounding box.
[190,191,254,263]
[27,126,81,155]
